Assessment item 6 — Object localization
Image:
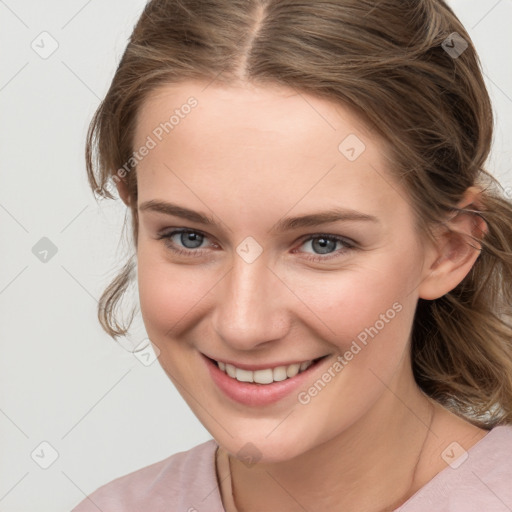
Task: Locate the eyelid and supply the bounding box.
[295,232,356,247]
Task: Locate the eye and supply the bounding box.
[157,228,215,257]
[156,229,356,262]
[294,234,356,262]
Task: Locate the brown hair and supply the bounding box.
[86,0,512,428]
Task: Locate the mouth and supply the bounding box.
[205,354,330,385]
[202,352,333,407]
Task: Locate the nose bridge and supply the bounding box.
[212,252,288,348]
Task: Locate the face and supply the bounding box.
[132,80,432,462]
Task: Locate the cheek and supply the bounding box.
[290,268,418,428]
[136,245,216,342]
[290,256,420,359]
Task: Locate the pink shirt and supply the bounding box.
[72,425,512,511]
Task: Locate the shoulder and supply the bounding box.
[71,438,224,512]
[398,425,512,512]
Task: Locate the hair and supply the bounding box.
[85,0,512,429]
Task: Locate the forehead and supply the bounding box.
[132,80,405,224]
[134,80,374,151]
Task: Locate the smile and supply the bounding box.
[202,353,332,407]
[215,358,322,384]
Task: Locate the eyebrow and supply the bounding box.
[138,200,379,233]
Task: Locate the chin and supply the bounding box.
[215,427,317,465]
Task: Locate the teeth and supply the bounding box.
[225,363,236,378]
[273,366,288,381]
[253,368,274,384]
[286,363,300,378]
[217,359,315,384]
[236,368,254,382]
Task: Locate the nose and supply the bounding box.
[211,251,290,351]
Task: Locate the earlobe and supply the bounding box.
[418,186,488,301]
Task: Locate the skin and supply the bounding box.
[117,79,488,512]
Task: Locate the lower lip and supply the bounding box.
[202,353,331,407]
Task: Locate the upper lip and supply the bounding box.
[202,353,329,371]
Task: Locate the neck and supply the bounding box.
[226,372,437,512]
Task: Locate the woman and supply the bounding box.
[73,0,512,510]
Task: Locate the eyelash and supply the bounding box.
[156,228,357,262]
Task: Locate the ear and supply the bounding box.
[418,186,488,300]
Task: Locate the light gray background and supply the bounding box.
[0,1,511,511]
